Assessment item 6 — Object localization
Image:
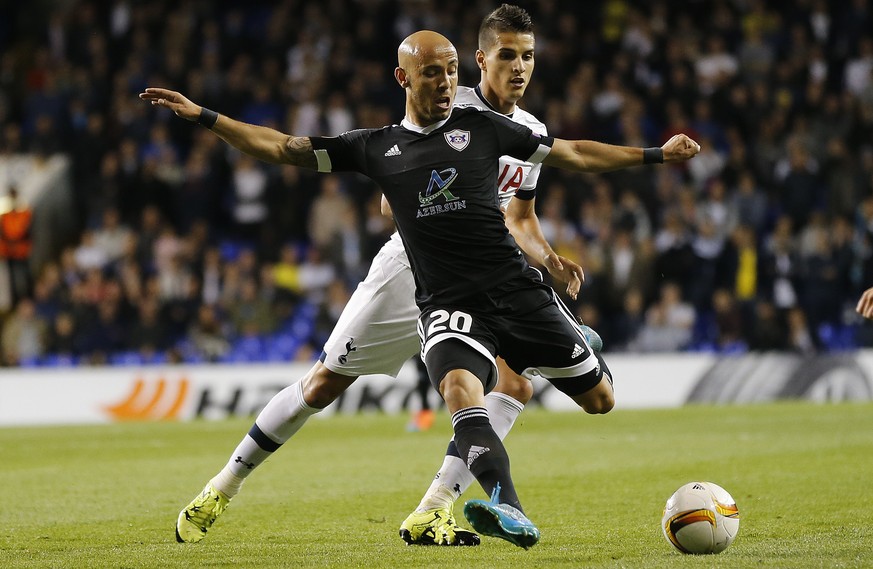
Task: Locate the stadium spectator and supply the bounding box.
[72,230,109,274]
[313,279,351,348]
[45,310,79,358]
[634,281,696,352]
[728,170,768,234]
[272,243,302,302]
[688,217,725,309]
[602,228,654,315]
[776,142,821,227]
[31,263,64,323]
[787,306,818,354]
[126,296,168,356]
[845,37,873,96]
[0,187,34,304]
[228,276,276,338]
[307,176,354,253]
[799,224,845,335]
[749,299,788,351]
[710,288,746,352]
[188,304,230,362]
[297,246,336,305]
[362,192,397,260]
[1,298,48,365]
[162,273,202,345]
[199,246,223,306]
[228,155,270,248]
[174,147,219,234]
[92,207,134,264]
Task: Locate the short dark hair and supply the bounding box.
[478,4,533,51]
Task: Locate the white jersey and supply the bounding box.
[455,85,547,210]
[320,86,547,376]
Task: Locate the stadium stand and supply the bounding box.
[0,1,872,366]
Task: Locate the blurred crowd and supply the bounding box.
[1,0,873,367]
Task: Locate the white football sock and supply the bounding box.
[416,392,524,511]
[484,391,525,440]
[212,381,319,498]
[210,469,245,498]
[255,380,318,442]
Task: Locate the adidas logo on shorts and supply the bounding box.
[571,343,584,358]
[384,144,401,156]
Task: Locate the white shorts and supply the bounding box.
[320,233,421,377]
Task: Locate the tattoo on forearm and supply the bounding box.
[283,136,317,169]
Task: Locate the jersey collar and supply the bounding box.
[474,84,514,118]
[401,112,452,135]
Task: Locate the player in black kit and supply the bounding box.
[141,30,699,549]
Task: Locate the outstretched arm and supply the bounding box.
[504,197,583,300]
[542,134,700,172]
[857,287,873,319]
[138,87,318,169]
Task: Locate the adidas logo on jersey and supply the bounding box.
[571,343,584,358]
[384,144,401,156]
[467,445,491,468]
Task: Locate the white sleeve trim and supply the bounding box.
[314,149,332,173]
[527,143,551,164]
[521,162,542,191]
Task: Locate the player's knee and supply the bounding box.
[439,369,488,411]
[494,370,533,404]
[302,364,358,408]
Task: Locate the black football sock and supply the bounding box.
[451,406,522,512]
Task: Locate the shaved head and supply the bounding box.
[398,30,457,69]
[395,30,459,126]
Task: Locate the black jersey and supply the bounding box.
[310,106,554,309]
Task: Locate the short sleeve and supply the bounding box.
[489,114,554,164]
[310,129,372,174]
[513,162,542,201]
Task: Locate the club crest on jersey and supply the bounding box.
[444,129,470,152]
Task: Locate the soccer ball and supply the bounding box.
[661,481,739,554]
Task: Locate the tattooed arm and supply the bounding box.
[139,87,317,169]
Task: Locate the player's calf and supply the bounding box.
[493,358,534,404]
[574,351,614,413]
[300,363,359,408]
[574,380,615,414]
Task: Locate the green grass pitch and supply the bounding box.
[2,401,871,568]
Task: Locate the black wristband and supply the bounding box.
[197,107,219,129]
[643,147,664,164]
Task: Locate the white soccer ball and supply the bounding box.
[661,481,740,554]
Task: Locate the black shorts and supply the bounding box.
[418,270,601,395]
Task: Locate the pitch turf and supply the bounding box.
[2,401,871,568]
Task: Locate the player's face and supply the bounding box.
[479,32,535,108]
[407,47,459,125]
